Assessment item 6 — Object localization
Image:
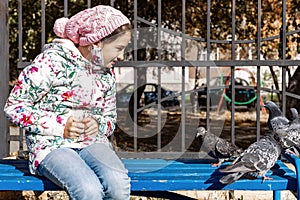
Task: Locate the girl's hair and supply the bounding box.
[101,23,132,44]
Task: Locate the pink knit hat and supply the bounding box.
[53,5,130,46]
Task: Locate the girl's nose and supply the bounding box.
[117,53,125,61]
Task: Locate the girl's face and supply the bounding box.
[99,31,131,68]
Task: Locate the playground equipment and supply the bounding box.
[217,68,266,113]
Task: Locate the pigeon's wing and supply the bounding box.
[254,135,280,168]
[249,135,281,176]
[219,134,281,185]
[275,125,300,148]
[215,139,240,157]
[220,134,281,174]
[254,149,279,172]
[270,117,290,131]
[201,133,219,156]
[287,129,300,147]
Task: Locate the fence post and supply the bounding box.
[0,0,10,158]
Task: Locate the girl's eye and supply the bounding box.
[117,46,126,51]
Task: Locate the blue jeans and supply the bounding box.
[38,143,131,200]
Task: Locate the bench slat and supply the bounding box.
[0,169,25,176]
[0,176,60,190]
[130,178,297,191]
[128,170,296,178]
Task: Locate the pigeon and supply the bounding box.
[272,108,300,156]
[263,101,290,131]
[196,126,243,167]
[219,133,281,185]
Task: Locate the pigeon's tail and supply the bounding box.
[219,162,247,173]
[219,172,245,185]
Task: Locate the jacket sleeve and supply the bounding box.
[92,73,117,137]
[4,53,69,137]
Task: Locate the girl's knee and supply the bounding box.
[106,175,131,200]
[67,180,105,200]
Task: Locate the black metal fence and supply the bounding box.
[1,0,300,160]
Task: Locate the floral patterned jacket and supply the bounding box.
[4,39,117,175]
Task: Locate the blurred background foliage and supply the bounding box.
[8,0,300,75]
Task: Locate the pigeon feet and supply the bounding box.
[211,161,222,167]
[262,176,273,183]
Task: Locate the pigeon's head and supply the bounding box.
[263,101,278,110]
[263,101,282,116]
[290,108,299,120]
[196,127,207,138]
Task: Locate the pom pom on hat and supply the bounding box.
[53,17,69,38]
[53,5,130,46]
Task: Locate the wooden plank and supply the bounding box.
[0,0,10,158]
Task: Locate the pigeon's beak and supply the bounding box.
[263,103,268,108]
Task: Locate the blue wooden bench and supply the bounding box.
[0,154,299,200]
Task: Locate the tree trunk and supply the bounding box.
[269,66,281,102]
[286,66,300,119]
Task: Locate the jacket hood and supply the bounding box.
[42,38,111,74]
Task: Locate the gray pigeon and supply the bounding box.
[263,101,290,131]
[196,127,243,167]
[219,133,281,184]
[273,108,300,156]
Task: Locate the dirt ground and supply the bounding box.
[114,107,270,153]
[5,107,298,199]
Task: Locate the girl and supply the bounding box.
[4,5,131,200]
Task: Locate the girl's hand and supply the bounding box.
[63,116,85,138]
[82,117,99,136]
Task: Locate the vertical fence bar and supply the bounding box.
[18,0,23,63]
[133,0,138,152]
[281,0,287,114]
[206,0,211,132]
[256,0,262,141]
[64,0,68,17]
[17,0,24,151]
[157,0,162,151]
[0,0,10,158]
[181,0,186,152]
[41,0,46,48]
[230,0,236,144]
